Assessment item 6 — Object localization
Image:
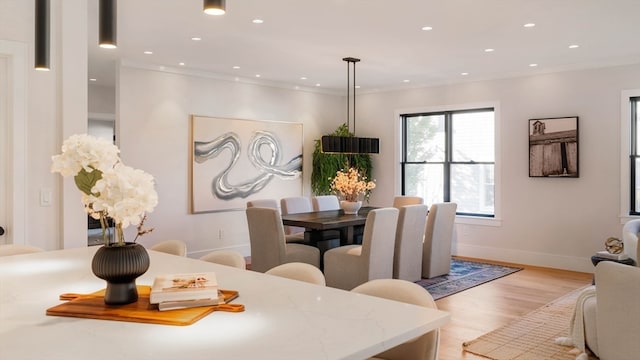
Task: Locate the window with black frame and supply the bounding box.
[401,108,495,217]
[630,97,640,215]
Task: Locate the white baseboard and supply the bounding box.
[454,243,595,273]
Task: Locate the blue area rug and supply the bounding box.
[416,258,522,300]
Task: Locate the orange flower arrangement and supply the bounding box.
[330,167,376,202]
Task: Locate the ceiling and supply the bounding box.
[87,0,640,93]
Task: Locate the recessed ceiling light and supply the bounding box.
[89,78,97,82]
[355,85,361,89]
[191,37,202,41]
[461,72,469,76]
[143,51,153,55]
[569,44,580,49]
[421,26,433,31]
[484,48,495,52]
[255,74,261,78]
[529,63,538,67]
[179,62,185,66]
[232,66,240,69]
[524,23,536,28]
[300,76,307,80]
[315,83,321,87]
[252,19,264,24]
[403,79,410,83]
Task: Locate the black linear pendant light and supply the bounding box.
[34,0,50,71]
[99,0,117,49]
[203,0,226,15]
[321,57,380,154]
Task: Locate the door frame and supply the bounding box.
[0,40,28,245]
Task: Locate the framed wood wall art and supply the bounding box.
[529,116,579,178]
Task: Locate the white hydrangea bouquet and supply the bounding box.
[51,134,158,246]
[330,167,376,202]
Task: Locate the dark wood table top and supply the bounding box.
[281,206,375,230]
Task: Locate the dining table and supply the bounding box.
[0,246,450,360]
[281,206,376,246]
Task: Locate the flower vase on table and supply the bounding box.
[341,200,363,215]
[51,134,158,305]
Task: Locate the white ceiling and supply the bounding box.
[88,0,640,93]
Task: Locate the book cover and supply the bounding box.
[149,272,218,304]
[596,251,629,260]
[157,294,223,311]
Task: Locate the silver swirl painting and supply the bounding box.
[190,115,303,213]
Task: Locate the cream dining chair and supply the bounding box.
[422,202,457,278]
[352,279,440,360]
[246,207,320,273]
[280,196,313,237]
[312,195,341,211]
[0,244,45,257]
[199,250,246,269]
[265,262,326,285]
[324,207,399,290]
[392,196,423,209]
[393,204,429,282]
[150,240,187,257]
[247,198,305,243]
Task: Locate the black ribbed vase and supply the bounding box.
[91,242,150,305]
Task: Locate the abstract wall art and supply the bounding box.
[190,115,303,213]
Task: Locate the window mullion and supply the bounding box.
[443,112,452,202]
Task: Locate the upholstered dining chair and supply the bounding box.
[422,202,457,279]
[280,196,313,236]
[392,196,423,209]
[150,240,187,257]
[394,204,430,282]
[199,250,246,269]
[324,207,399,290]
[312,195,341,211]
[247,198,305,243]
[0,244,45,257]
[352,279,440,360]
[246,207,320,273]
[265,262,326,285]
[246,198,279,210]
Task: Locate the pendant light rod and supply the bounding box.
[342,57,360,134]
[34,0,50,71]
[204,0,226,15]
[99,0,117,49]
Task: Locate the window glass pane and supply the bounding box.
[451,164,494,215]
[406,114,445,162]
[452,111,494,162]
[636,99,640,155]
[404,164,443,206]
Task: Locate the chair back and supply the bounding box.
[392,196,423,209]
[246,199,279,210]
[150,240,187,257]
[352,279,440,360]
[312,195,340,211]
[595,261,640,359]
[361,207,399,280]
[246,207,287,272]
[200,250,246,269]
[0,244,44,257]
[422,202,457,278]
[622,219,640,264]
[266,262,326,285]
[280,197,312,235]
[394,204,429,282]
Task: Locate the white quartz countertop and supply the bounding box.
[0,247,449,360]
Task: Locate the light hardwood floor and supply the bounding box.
[436,257,592,359]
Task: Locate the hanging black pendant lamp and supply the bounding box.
[203,0,226,15]
[34,0,50,71]
[321,57,380,154]
[99,0,117,49]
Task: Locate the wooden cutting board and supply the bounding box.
[46,286,244,326]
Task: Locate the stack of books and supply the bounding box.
[149,272,222,311]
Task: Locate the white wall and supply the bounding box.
[117,65,344,257]
[357,63,640,272]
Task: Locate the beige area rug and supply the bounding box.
[462,286,596,360]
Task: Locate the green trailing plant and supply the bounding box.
[311,124,373,196]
